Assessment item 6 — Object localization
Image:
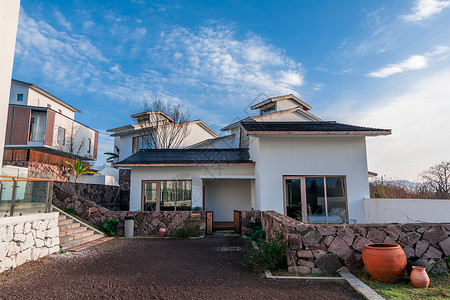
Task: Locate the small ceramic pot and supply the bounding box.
[362,243,407,283]
[410,266,430,288]
[159,227,166,237]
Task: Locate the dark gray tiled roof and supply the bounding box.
[116,148,253,165]
[241,121,391,133]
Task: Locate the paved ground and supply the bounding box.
[0,237,363,300]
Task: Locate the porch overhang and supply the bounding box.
[200,175,255,180]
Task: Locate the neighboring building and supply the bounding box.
[3,79,98,163]
[107,112,221,162]
[115,94,391,226]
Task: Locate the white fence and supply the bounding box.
[364,198,450,223]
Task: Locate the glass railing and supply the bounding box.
[0,175,53,217]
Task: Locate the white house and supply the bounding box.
[115,94,391,226]
[4,79,98,162]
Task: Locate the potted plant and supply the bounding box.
[362,243,407,283]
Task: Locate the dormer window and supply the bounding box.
[260,104,276,115]
[17,94,23,101]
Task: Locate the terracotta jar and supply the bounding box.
[159,227,167,237]
[410,266,430,288]
[362,243,407,283]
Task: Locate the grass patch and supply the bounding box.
[358,270,450,299]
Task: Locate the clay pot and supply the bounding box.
[410,266,430,288]
[158,227,167,237]
[362,243,407,283]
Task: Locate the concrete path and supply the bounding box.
[0,237,363,300]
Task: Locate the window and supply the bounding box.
[57,127,65,145]
[142,180,192,212]
[17,94,23,101]
[261,104,276,115]
[132,136,153,153]
[29,117,35,141]
[285,176,347,224]
[87,138,92,153]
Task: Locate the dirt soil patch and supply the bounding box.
[0,237,363,299]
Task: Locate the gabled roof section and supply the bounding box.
[250,94,311,111]
[131,111,174,123]
[241,121,391,136]
[12,79,81,113]
[115,148,254,167]
[220,107,322,131]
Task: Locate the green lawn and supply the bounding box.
[359,271,450,299]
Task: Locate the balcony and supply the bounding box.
[0,175,53,217]
[29,130,45,142]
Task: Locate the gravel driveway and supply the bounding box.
[0,237,362,299]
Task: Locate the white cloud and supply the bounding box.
[402,0,450,22]
[367,55,428,78]
[82,21,94,30]
[54,11,72,30]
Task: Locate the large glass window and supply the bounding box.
[57,127,65,145]
[285,176,347,224]
[142,180,192,212]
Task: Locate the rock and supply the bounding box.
[398,232,421,247]
[324,236,334,246]
[297,250,314,259]
[409,258,434,272]
[39,220,48,231]
[384,225,402,240]
[311,268,324,275]
[415,240,429,257]
[438,237,450,256]
[31,248,41,260]
[39,247,49,258]
[14,223,24,234]
[6,226,13,241]
[315,254,343,274]
[423,246,443,259]
[366,228,386,243]
[35,239,45,247]
[298,259,315,268]
[345,252,364,273]
[16,248,31,266]
[328,236,353,260]
[13,234,26,242]
[23,222,31,234]
[0,242,7,260]
[0,257,13,272]
[337,227,354,246]
[317,226,336,236]
[0,227,6,242]
[7,241,20,256]
[423,227,447,245]
[36,230,45,240]
[354,226,367,237]
[288,266,311,275]
[49,245,60,254]
[46,227,59,238]
[23,233,34,250]
[288,234,303,250]
[430,259,449,276]
[352,236,372,252]
[302,230,322,248]
[417,226,430,233]
[404,245,415,258]
[383,236,398,245]
[313,249,328,259]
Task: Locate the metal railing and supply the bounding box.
[0,175,53,217]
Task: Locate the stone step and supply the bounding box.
[61,233,104,250]
[59,222,81,231]
[58,219,74,226]
[58,215,67,221]
[60,230,95,244]
[59,226,88,237]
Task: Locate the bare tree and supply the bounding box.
[134,97,191,149]
[57,123,88,159]
[421,161,450,199]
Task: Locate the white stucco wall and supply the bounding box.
[53,113,97,159]
[9,82,29,106]
[129,166,255,211]
[252,136,370,223]
[0,0,20,166]
[364,198,450,223]
[203,179,252,221]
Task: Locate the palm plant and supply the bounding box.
[64,159,99,183]
[104,146,120,163]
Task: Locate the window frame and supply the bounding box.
[87,138,92,153]
[57,126,65,145]
[141,179,193,212]
[283,175,349,224]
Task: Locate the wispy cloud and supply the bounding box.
[54,11,72,31]
[367,55,428,78]
[402,0,450,22]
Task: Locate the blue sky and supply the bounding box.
[12,0,450,180]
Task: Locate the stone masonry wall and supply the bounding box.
[0,212,60,273]
[243,211,450,275]
[4,161,75,182]
[53,189,206,236]
[53,182,129,211]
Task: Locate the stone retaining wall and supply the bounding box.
[243,211,450,275]
[53,190,206,236]
[0,212,60,273]
[53,182,129,211]
[5,161,74,182]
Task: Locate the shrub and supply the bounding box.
[102,217,118,236]
[64,207,76,215]
[246,217,266,243]
[175,218,202,238]
[243,231,288,273]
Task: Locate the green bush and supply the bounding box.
[175,218,202,238]
[64,207,76,215]
[102,217,118,236]
[243,231,288,273]
[246,217,266,243]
